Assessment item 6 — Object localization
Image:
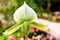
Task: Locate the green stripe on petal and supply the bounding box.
[3,24,23,35]
[31,22,48,31]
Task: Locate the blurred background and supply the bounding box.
[0,0,60,40]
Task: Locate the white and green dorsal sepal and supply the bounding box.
[14,2,37,24]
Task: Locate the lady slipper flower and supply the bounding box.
[3,1,47,37]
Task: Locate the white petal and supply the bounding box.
[14,2,37,23]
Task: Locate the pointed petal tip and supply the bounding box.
[24,1,25,3]
[3,31,9,35]
[3,30,11,36]
[3,32,6,35]
[24,1,26,5]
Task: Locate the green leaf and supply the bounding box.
[3,23,23,35]
[31,22,48,31]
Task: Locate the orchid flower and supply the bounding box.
[3,1,47,40]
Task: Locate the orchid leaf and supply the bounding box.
[31,22,48,31]
[3,23,23,35]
